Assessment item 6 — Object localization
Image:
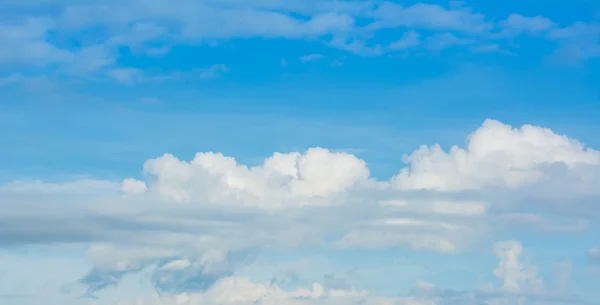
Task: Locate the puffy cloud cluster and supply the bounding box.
[123,119,600,208]
[393,119,600,191]
[1,119,598,299]
[134,147,371,208]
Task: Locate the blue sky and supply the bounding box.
[1,1,600,305]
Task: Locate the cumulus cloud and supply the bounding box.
[120,178,148,194]
[491,241,543,294]
[392,119,600,191]
[141,148,371,207]
[1,119,598,297]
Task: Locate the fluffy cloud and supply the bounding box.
[139,147,371,207]
[392,119,600,191]
[1,119,598,298]
[120,178,149,194]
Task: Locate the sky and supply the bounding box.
[1,0,600,304]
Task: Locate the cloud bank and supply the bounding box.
[1,119,598,303]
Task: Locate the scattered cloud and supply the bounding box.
[0,3,598,304]
[1,0,592,82]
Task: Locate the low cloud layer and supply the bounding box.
[1,119,599,303]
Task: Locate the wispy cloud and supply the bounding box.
[0,0,595,82]
[300,53,324,63]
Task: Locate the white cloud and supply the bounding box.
[1,0,586,77]
[491,240,543,294]
[141,148,370,206]
[57,1,356,41]
[90,240,572,305]
[1,1,356,82]
[120,178,148,195]
[392,119,600,191]
[1,119,599,298]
